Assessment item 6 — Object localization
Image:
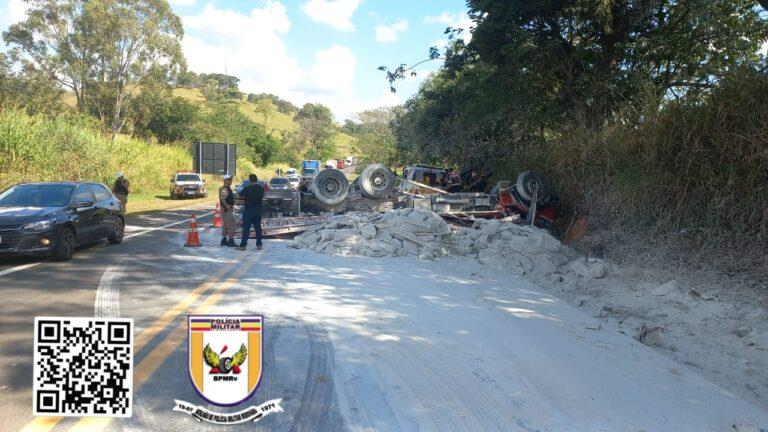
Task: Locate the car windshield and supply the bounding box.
[176,174,200,182]
[270,178,288,185]
[0,184,75,207]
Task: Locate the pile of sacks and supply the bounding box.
[294,209,608,279]
[293,208,453,260]
[451,218,574,276]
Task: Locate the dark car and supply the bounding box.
[268,177,291,190]
[0,182,125,260]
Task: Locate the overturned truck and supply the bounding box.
[242,164,558,239]
[303,163,399,213]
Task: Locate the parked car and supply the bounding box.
[268,177,291,190]
[0,182,125,260]
[169,172,207,199]
[286,177,300,190]
[285,168,298,177]
[234,180,268,205]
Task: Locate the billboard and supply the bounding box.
[192,142,237,176]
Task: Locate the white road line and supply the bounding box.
[124,211,213,239]
[94,262,123,317]
[0,262,40,277]
[0,210,213,278]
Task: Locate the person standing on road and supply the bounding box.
[112,172,130,211]
[219,174,237,247]
[236,174,264,251]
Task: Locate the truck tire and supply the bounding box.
[312,169,349,206]
[516,171,545,203]
[359,164,395,198]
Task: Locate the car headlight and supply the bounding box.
[24,220,52,231]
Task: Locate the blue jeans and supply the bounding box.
[240,206,262,247]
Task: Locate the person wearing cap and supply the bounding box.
[219,175,236,247]
[112,172,130,211]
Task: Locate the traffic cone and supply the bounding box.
[211,202,223,228]
[184,214,202,247]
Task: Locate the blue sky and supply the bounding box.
[0,0,472,121]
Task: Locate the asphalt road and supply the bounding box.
[2,203,768,432]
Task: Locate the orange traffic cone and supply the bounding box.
[184,214,202,247]
[211,202,223,228]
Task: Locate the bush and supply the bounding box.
[0,109,191,193]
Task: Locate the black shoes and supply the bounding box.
[220,238,228,246]
[227,238,236,247]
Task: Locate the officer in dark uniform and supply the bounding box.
[219,174,236,247]
[236,174,265,251]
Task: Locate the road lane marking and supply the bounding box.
[19,257,238,432]
[94,262,124,318]
[0,210,213,279]
[67,258,258,432]
[124,211,213,239]
[132,260,235,352]
[0,262,39,277]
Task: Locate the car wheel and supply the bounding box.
[107,217,124,244]
[53,227,75,261]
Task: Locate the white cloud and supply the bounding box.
[301,0,363,31]
[168,0,196,6]
[0,0,29,32]
[423,11,474,42]
[182,2,363,120]
[375,20,408,43]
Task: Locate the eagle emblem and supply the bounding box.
[204,343,247,374]
[188,315,263,406]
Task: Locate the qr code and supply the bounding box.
[33,317,133,417]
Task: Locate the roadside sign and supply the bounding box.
[192,142,237,176]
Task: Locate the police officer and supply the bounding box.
[112,172,130,211]
[219,174,236,247]
[236,174,264,251]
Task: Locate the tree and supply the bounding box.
[465,0,768,131]
[253,98,273,128]
[4,0,185,136]
[4,0,99,112]
[0,52,63,115]
[353,107,399,166]
[294,103,337,160]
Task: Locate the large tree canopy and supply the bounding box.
[4,0,184,135]
[464,0,768,130]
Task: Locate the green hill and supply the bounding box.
[171,88,357,159]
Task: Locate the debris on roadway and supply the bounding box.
[292,208,588,275]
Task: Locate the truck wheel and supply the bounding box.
[516,171,546,203]
[53,227,75,261]
[359,164,395,198]
[312,169,349,206]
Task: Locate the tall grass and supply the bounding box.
[500,69,768,276]
[0,109,192,193]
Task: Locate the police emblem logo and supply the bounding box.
[188,315,262,406]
